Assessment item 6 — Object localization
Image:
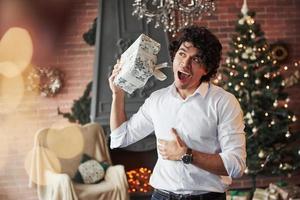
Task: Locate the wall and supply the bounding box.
[0,0,299,199]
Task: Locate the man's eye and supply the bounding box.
[193,57,201,64]
[178,52,185,56]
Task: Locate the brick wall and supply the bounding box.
[0,0,299,199]
[0,0,98,199]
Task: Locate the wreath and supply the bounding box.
[27,67,64,97]
[271,43,288,62]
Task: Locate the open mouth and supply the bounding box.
[178,71,191,81]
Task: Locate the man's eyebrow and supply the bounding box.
[178,47,187,51]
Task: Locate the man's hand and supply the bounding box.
[157,128,188,160]
[108,60,124,96]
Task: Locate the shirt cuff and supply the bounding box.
[110,122,128,149]
[219,152,246,178]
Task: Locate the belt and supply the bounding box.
[153,189,226,200]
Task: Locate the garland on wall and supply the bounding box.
[58,81,92,125]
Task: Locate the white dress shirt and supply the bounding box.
[110,82,246,194]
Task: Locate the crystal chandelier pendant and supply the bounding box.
[132,0,216,37]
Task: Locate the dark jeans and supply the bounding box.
[151,189,226,200]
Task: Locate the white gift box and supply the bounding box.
[113,34,167,94]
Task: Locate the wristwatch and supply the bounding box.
[181,148,193,164]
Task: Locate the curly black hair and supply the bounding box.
[169,26,222,82]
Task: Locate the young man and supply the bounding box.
[109,26,246,200]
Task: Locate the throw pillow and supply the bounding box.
[73,154,110,184]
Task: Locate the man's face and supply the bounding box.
[173,42,207,96]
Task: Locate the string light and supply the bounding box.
[126,167,153,193]
[234,85,240,91]
[292,115,297,122]
[285,131,291,138]
[265,112,269,116]
[264,73,270,78]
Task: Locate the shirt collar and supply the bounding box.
[195,81,210,97]
[169,82,210,99]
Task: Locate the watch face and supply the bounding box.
[182,154,193,164]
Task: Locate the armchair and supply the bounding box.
[27,122,129,200]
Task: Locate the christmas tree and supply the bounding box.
[218,0,300,180]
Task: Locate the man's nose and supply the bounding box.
[180,57,192,69]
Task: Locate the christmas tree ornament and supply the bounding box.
[238,19,245,25]
[285,131,291,138]
[250,54,257,60]
[246,47,253,54]
[273,100,278,107]
[258,150,265,158]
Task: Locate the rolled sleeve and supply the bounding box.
[217,93,246,178]
[219,134,246,178]
[109,95,155,149]
[110,122,128,149]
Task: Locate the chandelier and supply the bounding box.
[132,0,216,37]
